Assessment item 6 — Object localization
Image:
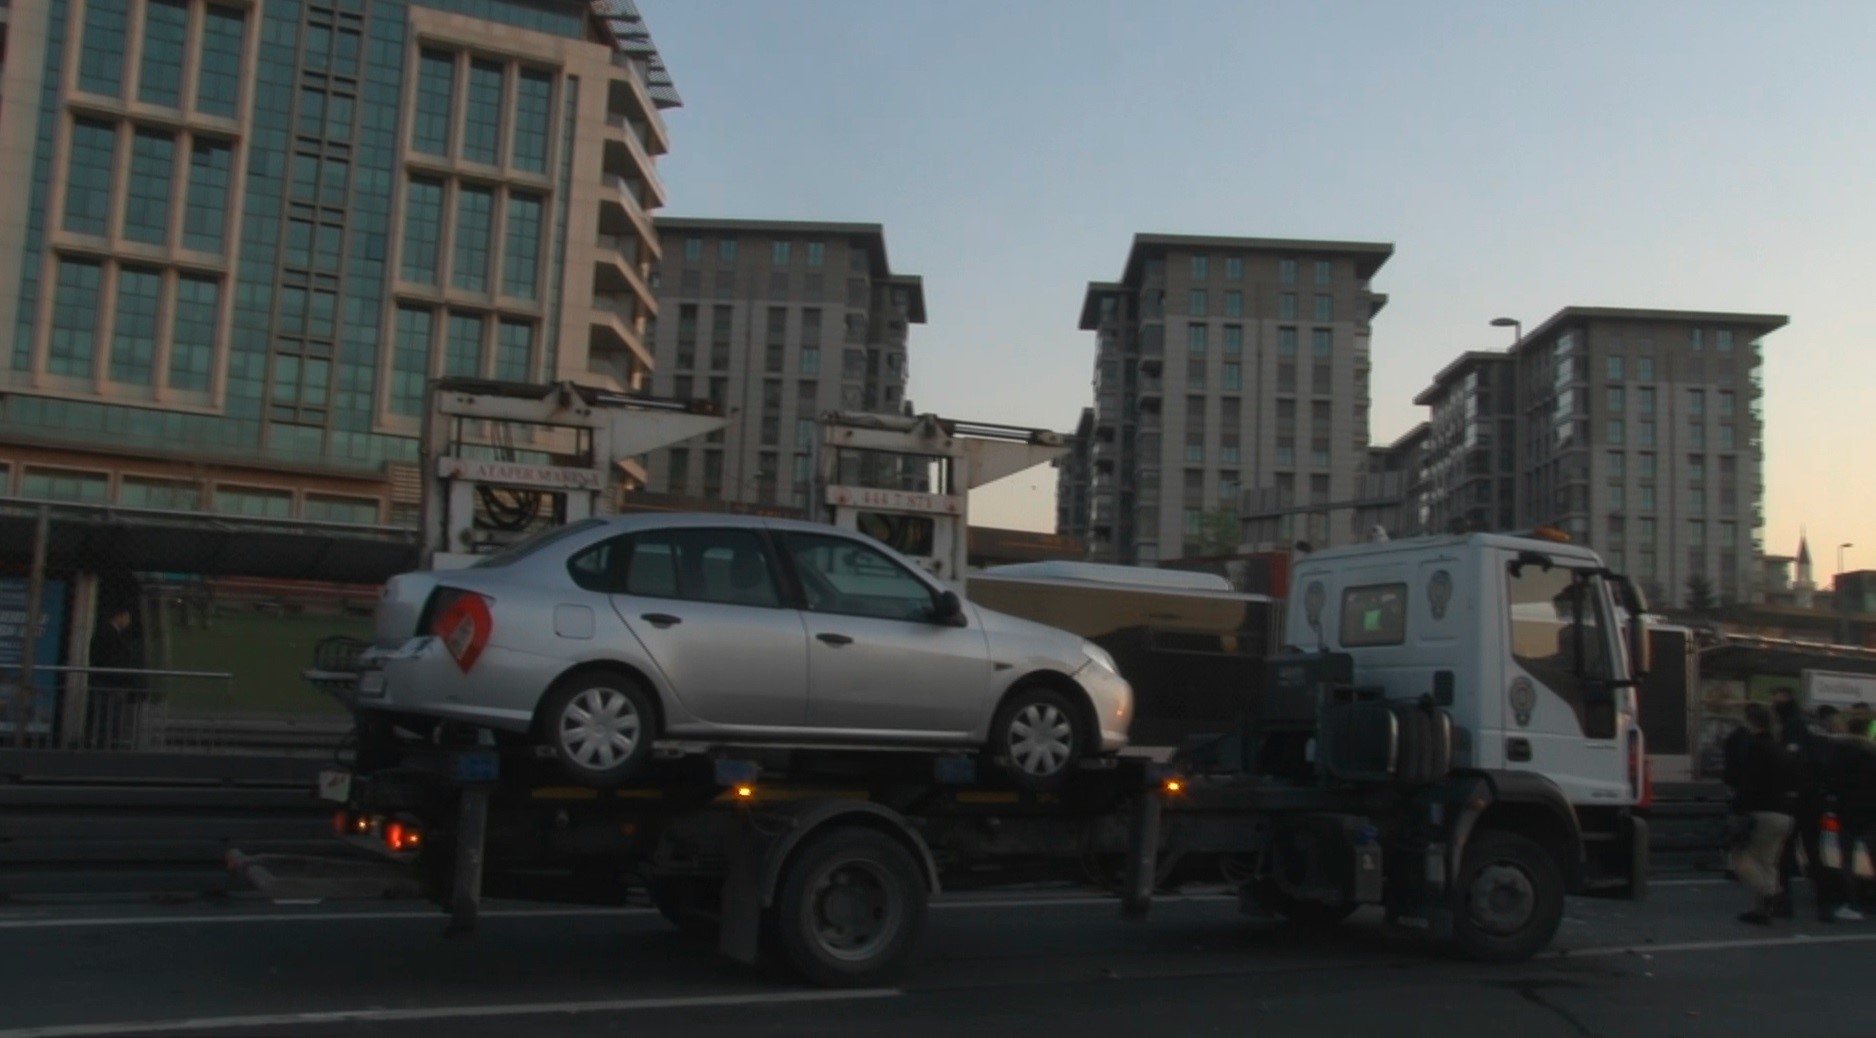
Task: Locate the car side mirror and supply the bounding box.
[933,590,966,627]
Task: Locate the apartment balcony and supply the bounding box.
[601,173,658,256]
[602,115,668,209]
[590,293,655,378]
[607,51,673,155]
[594,233,658,321]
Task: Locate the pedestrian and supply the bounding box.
[1818,704,1844,734]
[1724,703,1795,925]
[1850,702,1876,741]
[1772,687,1846,921]
[86,606,148,750]
[1827,733,1876,912]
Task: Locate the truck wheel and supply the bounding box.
[1451,830,1565,963]
[989,686,1087,791]
[770,827,927,988]
[1252,879,1360,926]
[536,672,657,787]
[647,876,722,944]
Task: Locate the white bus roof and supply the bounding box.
[975,561,1235,592]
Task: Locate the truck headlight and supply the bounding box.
[1082,642,1120,675]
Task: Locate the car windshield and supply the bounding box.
[469,518,607,569]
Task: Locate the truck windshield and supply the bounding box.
[1507,563,1619,739]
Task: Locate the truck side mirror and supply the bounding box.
[1629,612,1651,679]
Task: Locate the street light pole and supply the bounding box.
[1839,542,1854,581]
[1489,316,1522,344]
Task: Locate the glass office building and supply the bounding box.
[0,0,677,523]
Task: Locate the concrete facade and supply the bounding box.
[641,218,925,510]
[1070,234,1393,563]
[0,0,676,524]
[1415,307,1786,607]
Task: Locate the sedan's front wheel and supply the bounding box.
[537,671,657,787]
[989,686,1087,791]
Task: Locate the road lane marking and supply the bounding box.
[0,894,1235,931]
[0,989,903,1038]
[1561,931,1876,958]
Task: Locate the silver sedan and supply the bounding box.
[356,514,1133,788]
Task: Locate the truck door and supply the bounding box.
[1500,560,1629,803]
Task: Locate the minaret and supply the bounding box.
[1795,529,1816,608]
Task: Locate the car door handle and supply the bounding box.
[642,613,683,628]
[816,633,854,646]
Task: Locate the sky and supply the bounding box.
[642,0,1876,577]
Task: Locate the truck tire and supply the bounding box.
[647,876,722,944]
[770,827,927,988]
[988,686,1087,792]
[536,671,657,787]
[1451,829,1565,963]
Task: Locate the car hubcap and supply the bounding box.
[558,687,641,770]
[1008,702,1073,776]
[1468,861,1536,936]
[807,861,899,961]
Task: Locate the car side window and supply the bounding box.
[566,537,627,592]
[621,528,782,609]
[783,532,937,622]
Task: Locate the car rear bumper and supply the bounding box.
[355,638,536,732]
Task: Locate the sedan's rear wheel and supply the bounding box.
[989,686,1087,791]
[537,672,656,787]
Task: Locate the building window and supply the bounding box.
[1279,259,1297,284]
[1279,293,1297,320]
[64,119,118,235]
[495,320,533,382]
[1687,520,1705,546]
[183,137,233,252]
[1639,485,1656,511]
[413,50,455,155]
[452,187,494,292]
[1187,325,1207,353]
[1187,360,1206,390]
[463,60,506,164]
[683,237,703,262]
[168,275,219,391]
[1637,452,1655,479]
[502,192,545,299]
[1276,445,1295,466]
[1311,329,1331,357]
[1607,386,1624,411]
[389,306,433,416]
[1718,390,1735,418]
[1716,329,1734,353]
[1637,386,1655,413]
[1719,425,1736,450]
[1606,355,1624,381]
[303,495,380,524]
[1221,445,1240,464]
[196,5,247,116]
[109,267,163,386]
[1690,328,1704,352]
[1189,289,1207,316]
[1606,419,1624,445]
[1686,389,1704,416]
[1278,327,1297,355]
[800,345,820,375]
[1638,420,1655,447]
[1689,423,1705,448]
[400,177,445,283]
[1224,291,1242,318]
[138,0,190,106]
[772,240,793,266]
[1608,451,1625,477]
[22,467,109,504]
[806,241,825,267]
[511,70,555,172]
[120,477,201,511]
[1224,325,1242,354]
[1191,256,1208,280]
[1313,294,1333,321]
[1636,356,1655,381]
[1639,518,1656,544]
[1314,259,1333,285]
[123,130,176,245]
[214,486,293,518]
[47,259,104,378]
[1720,521,1737,547]
[1225,257,1243,280]
[78,0,132,95]
[445,312,484,377]
[795,418,816,447]
[1312,449,1331,468]
[719,238,738,263]
[1609,484,1625,510]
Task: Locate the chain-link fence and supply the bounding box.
[0,501,381,755]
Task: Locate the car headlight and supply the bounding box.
[1082,642,1120,675]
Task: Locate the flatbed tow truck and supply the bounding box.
[256,527,1653,987]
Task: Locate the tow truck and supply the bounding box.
[274,382,1648,985]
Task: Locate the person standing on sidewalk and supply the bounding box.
[1772,687,1844,921]
[1724,703,1795,925]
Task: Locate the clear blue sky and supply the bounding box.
[644,1,1876,574]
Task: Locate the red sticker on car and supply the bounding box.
[434,593,492,674]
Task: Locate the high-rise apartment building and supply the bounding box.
[1054,407,1095,544]
[0,0,676,523]
[1415,307,1786,606]
[642,219,925,510]
[1071,234,1393,563]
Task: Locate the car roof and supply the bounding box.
[584,512,864,538]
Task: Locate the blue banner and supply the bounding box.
[0,578,69,736]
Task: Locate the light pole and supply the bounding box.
[1490,316,1522,344]
[1839,542,1854,582]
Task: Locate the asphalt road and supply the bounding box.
[2,880,1874,1038]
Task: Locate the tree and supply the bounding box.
[1685,574,1717,614]
[1194,506,1242,557]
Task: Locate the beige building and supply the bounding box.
[1415,307,1787,606]
[641,218,925,510]
[0,0,677,524]
[1070,234,1393,563]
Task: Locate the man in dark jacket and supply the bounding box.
[1724,703,1794,925]
[86,607,147,750]
[1772,687,1846,920]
